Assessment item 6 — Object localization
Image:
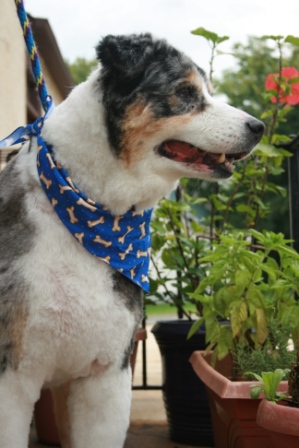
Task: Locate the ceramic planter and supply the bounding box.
[257,398,299,448]
[34,327,146,446]
[189,350,287,448]
[152,320,214,447]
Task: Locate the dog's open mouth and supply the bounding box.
[157,140,248,175]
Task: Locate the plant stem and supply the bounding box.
[209,42,216,82]
[221,163,247,231]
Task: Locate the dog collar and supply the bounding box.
[0,98,153,292]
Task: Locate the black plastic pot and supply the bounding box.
[151,319,214,447]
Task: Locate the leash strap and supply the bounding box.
[15,0,50,112]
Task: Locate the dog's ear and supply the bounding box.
[96,33,155,79]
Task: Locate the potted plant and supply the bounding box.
[255,356,299,447]
[150,186,215,447]
[189,228,299,448]
[190,352,290,448]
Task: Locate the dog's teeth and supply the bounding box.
[218,153,225,163]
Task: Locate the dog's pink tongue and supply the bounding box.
[164,141,204,163]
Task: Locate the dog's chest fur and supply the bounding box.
[0,146,143,383]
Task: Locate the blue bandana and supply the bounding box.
[0,97,153,292]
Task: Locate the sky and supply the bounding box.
[25,0,299,79]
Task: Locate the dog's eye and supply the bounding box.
[177,86,194,99]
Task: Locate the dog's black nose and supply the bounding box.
[246,119,265,136]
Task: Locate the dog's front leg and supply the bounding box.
[68,364,132,448]
[0,370,43,448]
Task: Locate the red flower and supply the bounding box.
[265,66,299,106]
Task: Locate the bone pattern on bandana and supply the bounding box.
[37,137,152,292]
[0,100,152,292]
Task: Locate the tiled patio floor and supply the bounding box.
[29,320,211,448]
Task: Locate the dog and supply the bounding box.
[0,33,264,448]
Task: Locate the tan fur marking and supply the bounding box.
[187,70,203,92]
[9,305,28,369]
[121,100,192,166]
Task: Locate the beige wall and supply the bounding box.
[0,0,26,139]
[39,55,65,106]
[0,4,66,169]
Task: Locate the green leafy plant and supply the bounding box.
[149,30,299,379]
[234,321,296,377]
[149,181,209,319]
[188,230,299,369]
[191,27,229,81]
[246,368,290,402]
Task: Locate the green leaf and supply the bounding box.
[230,301,247,338]
[236,204,254,214]
[217,326,233,360]
[191,27,229,45]
[187,317,205,340]
[285,35,299,46]
[245,371,263,382]
[262,35,284,42]
[260,110,274,120]
[205,311,220,343]
[255,308,268,344]
[250,386,263,399]
[255,143,285,158]
[235,269,249,293]
[261,372,274,399]
[289,77,299,84]
[272,368,290,392]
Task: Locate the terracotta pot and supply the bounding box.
[257,398,299,448]
[34,327,146,447]
[189,350,287,448]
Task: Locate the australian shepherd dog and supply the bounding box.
[0,33,264,448]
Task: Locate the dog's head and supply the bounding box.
[96,33,264,182]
